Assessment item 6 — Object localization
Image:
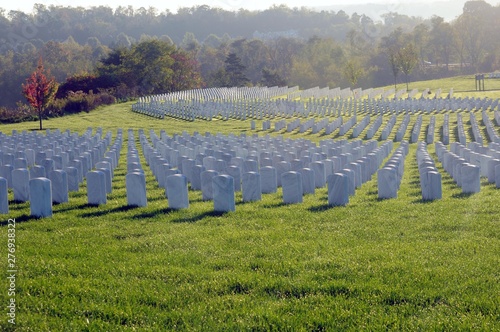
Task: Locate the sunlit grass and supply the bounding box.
[0,77,499,330]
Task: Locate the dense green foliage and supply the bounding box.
[1,1,499,109]
[0,77,499,329]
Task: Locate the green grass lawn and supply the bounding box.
[388,74,500,99]
[0,76,499,330]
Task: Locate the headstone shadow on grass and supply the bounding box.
[451,192,476,199]
[411,197,441,204]
[261,202,288,209]
[170,210,228,223]
[0,214,31,225]
[307,204,336,212]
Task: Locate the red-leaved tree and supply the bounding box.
[22,57,58,130]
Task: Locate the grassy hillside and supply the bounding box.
[385,74,500,99]
[0,76,499,330]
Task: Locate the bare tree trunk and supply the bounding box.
[39,107,43,130]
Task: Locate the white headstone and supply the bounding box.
[42,159,55,174]
[126,172,147,207]
[461,164,480,194]
[164,168,180,197]
[166,174,189,209]
[424,171,442,200]
[260,166,277,194]
[190,165,205,191]
[339,168,356,196]
[242,172,261,202]
[226,166,241,192]
[243,160,259,173]
[49,170,69,204]
[328,173,349,206]
[96,161,113,178]
[0,165,13,189]
[276,161,291,187]
[0,178,8,214]
[14,158,27,169]
[30,178,52,217]
[282,171,303,204]
[30,165,46,179]
[213,175,235,212]
[12,168,30,202]
[65,167,79,192]
[299,168,315,195]
[377,167,398,199]
[127,162,142,173]
[182,158,196,183]
[311,161,326,188]
[201,170,218,201]
[97,167,112,194]
[87,171,107,205]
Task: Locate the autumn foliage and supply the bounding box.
[22,58,58,130]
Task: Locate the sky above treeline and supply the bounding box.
[1,0,472,14]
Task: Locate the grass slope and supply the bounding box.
[0,76,499,331]
[386,74,500,99]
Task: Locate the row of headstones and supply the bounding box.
[352,115,371,138]
[416,142,442,200]
[312,118,331,134]
[134,86,499,122]
[0,130,123,217]
[72,131,124,208]
[161,146,394,210]
[125,130,148,207]
[481,111,500,144]
[138,86,293,106]
[456,113,467,145]
[426,116,436,144]
[410,115,423,143]
[139,130,396,210]
[269,117,343,135]
[257,112,427,143]
[436,142,481,193]
[377,141,409,199]
[495,111,500,126]
[366,116,383,139]
[380,115,397,140]
[436,141,500,193]
[442,114,450,145]
[469,112,484,145]
[0,129,115,176]
[375,95,498,113]
[150,129,367,170]
[148,129,386,181]
[395,115,411,142]
[339,116,357,136]
[319,94,493,116]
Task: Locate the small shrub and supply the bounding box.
[0,103,35,123]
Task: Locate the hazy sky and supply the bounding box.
[5,0,442,14]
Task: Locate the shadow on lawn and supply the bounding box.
[0,214,33,225]
[307,202,352,212]
[79,204,146,218]
[170,210,227,223]
[451,192,476,199]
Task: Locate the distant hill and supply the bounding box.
[316,0,467,22]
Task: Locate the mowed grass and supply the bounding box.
[388,74,500,99]
[0,78,499,330]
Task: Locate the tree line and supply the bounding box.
[0,1,499,117]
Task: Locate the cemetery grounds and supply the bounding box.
[0,76,499,330]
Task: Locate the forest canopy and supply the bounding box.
[0,1,499,109]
